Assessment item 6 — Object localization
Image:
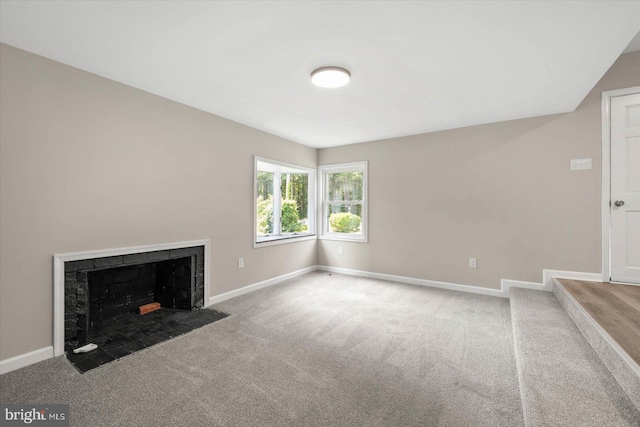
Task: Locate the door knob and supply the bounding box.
[614,200,625,207]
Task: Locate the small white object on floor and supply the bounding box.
[73,343,98,354]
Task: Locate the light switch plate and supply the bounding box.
[570,158,592,171]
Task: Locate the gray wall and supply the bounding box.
[0,44,317,360]
[318,51,640,290]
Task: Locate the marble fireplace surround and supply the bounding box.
[53,240,211,357]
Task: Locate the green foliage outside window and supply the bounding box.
[329,212,361,233]
[257,195,305,234]
[328,172,363,201]
[281,173,308,220]
[257,195,273,234]
[281,200,304,232]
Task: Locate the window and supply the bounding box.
[319,161,368,242]
[255,157,316,247]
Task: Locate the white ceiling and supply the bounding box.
[1,1,640,148]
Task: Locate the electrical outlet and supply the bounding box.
[238,257,244,269]
[338,247,344,255]
[469,258,477,268]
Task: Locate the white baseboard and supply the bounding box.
[0,346,53,375]
[321,266,600,299]
[501,279,546,297]
[543,269,603,291]
[503,270,603,295]
[317,265,506,298]
[208,266,317,306]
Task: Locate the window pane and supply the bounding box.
[280,173,309,233]
[327,204,362,233]
[328,171,363,201]
[257,171,274,236]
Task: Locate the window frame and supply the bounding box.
[254,156,316,248]
[318,161,368,242]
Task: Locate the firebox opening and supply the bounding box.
[87,256,195,328]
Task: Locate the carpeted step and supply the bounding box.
[509,288,640,427]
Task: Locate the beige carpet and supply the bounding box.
[1,272,523,426]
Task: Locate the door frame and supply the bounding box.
[601,86,640,282]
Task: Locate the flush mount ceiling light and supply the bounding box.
[311,67,351,88]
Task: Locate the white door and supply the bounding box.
[610,93,640,284]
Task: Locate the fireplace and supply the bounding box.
[53,242,230,373]
[63,246,205,352]
[53,240,212,356]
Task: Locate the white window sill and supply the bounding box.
[254,234,316,248]
[319,234,368,243]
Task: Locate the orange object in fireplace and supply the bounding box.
[139,302,161,315]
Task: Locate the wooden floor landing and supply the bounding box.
[558,278,640,366]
